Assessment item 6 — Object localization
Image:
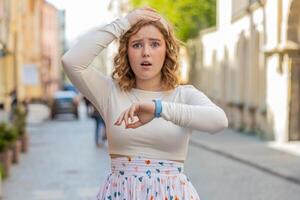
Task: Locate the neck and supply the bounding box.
[135,77,163,91]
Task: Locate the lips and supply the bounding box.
[140,61,152,67]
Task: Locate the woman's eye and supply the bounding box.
[132,43,142,48]
[151,42,160,48]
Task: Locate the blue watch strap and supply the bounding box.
[152,99,162,118]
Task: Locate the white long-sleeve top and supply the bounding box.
[61,17,228,161]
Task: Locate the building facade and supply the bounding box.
[0,0,15,112]
[0,0,63,116]
[40,1,61,100]
[188,0,300,143]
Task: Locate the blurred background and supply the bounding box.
[0,0,299,199]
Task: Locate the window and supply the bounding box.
[232,0,259,20]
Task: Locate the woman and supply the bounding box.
[62,7,228,200]
[91,103,107,147]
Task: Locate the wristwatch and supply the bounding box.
[152,99,162,118]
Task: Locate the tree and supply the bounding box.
[130,0,216,42]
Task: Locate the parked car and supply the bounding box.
[49,91,79,119]
[62,83,79,94]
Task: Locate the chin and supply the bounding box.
[137,75,154,80]
[135,70,161,81]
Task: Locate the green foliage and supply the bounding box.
[0,123,9,152]
[12,104,27,135]
[0,122,19,152]
[0,162,5,179]
[130,0,216,42]
[2,126,18,143]
[0,137,9,152]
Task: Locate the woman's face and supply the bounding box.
[128,25,166,83]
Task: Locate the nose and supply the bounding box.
[142,45,150,57]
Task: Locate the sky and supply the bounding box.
[46,0,113,44]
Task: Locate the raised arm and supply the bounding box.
[61,18,131,115]
[161,86,228,134]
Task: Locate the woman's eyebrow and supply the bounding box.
[148,38,162,42]
[130,38,162,44]
[130,39,143,44]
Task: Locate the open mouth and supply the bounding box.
[140,61,152,67]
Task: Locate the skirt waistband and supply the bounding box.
[111,156,184,176]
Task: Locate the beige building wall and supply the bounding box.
[0,0,45,105]
[0,0,13,111]
[0,0,62,114]
[188,0,300,143]
[22,0,43,100]
[41,1,60,100]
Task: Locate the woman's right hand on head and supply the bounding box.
[125,7,161,26]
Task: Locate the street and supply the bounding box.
[2,104,300,200]
[1,1,300,199]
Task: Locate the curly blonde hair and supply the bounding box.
[112,19,180,92]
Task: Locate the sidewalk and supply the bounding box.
[190,129,300,185]
[26,103,49,125]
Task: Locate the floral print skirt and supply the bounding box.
[96,156,200,200]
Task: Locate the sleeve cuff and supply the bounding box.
[101,17,132,38]
[161,101,170,121]
[120,17,131,31]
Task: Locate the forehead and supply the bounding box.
[129,25,165,42]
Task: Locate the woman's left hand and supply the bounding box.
[114,102,155,129]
